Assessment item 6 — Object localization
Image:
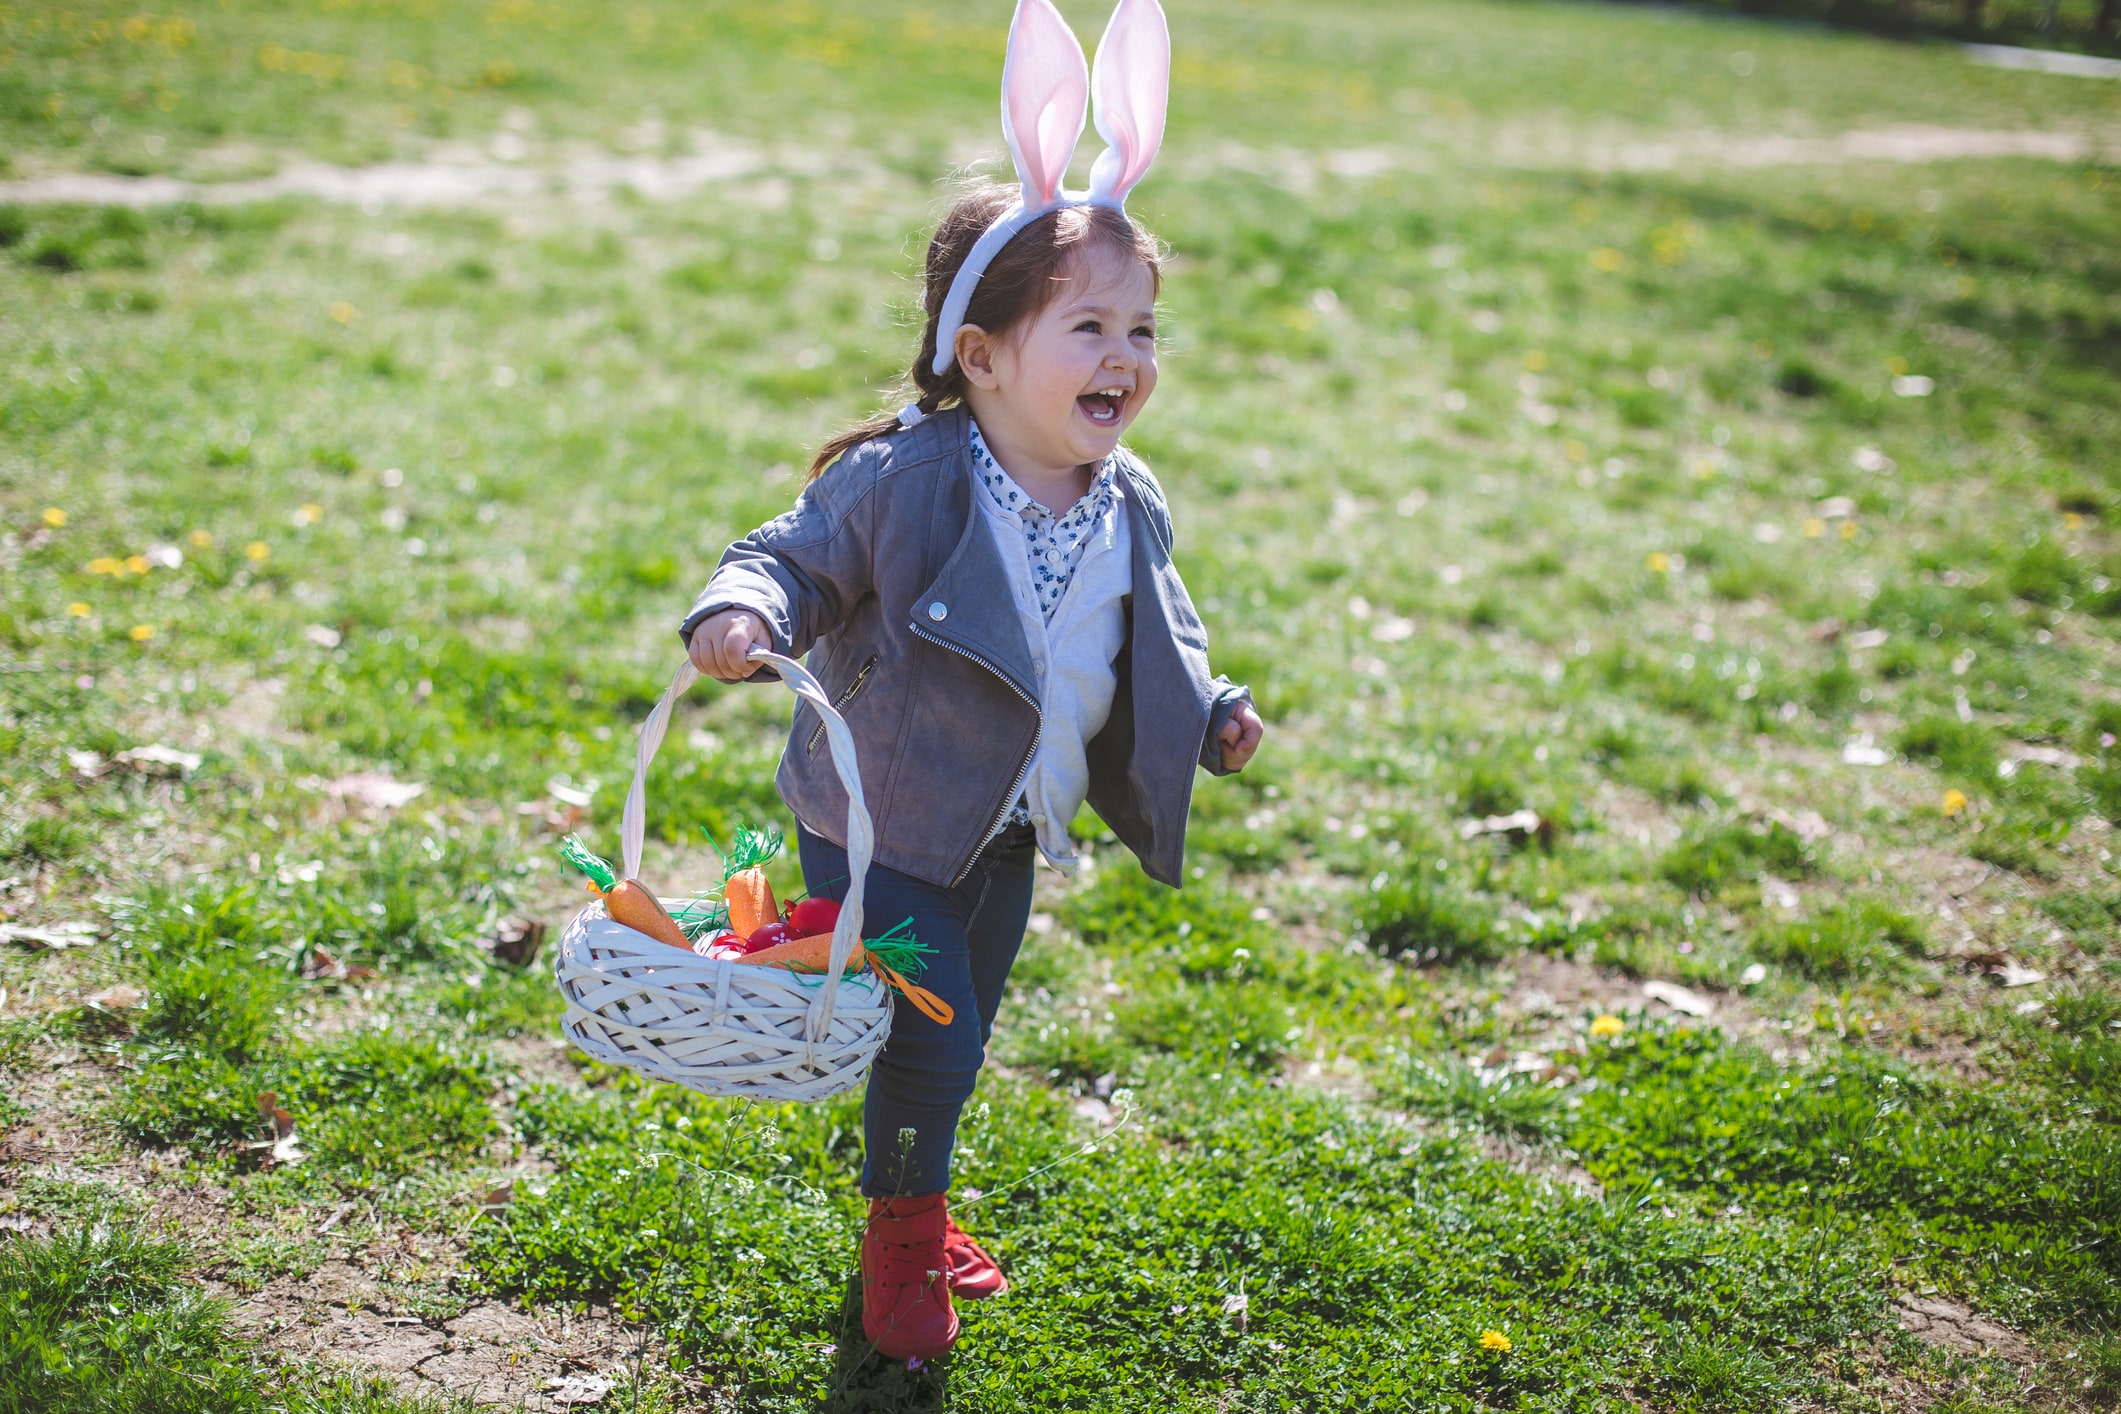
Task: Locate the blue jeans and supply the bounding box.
[796,821,1038,1197]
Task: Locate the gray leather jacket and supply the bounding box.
[679,406,1251,889]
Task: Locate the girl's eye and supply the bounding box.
[1074,321,1101,334]
[1132,326,1156,339]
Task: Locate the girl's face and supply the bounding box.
[959,240,1158,477]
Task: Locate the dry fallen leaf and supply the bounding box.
[321,773,426,810]
[302,948,377,982]
[478,917,547,967]
[545,1374,612,1407]
[1991,963,2046,989]
[1458,808,1547,843]
[1642,979,1714,1018]
[115,744,203,776]
[0,922,101,951]
[86,984,145,1011]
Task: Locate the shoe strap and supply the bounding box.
[869,1241,949,1287]
[869,1206,948,1246]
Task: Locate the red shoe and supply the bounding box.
[861,1194,959,1360]
[943,1208,1009,1300]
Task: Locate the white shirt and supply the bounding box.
[967,418,1132,871]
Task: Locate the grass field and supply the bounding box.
[3,0,2121,1409]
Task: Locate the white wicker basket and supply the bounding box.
[554,649,892,1101]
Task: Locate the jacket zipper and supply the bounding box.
[806,654,878,753]
[909,622,1041,886]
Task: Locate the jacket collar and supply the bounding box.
[911,407,1159,706]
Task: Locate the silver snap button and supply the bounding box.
[928,601,948,621]
[1030,813,1048,827]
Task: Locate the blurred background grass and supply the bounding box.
[2,0,2120,1409]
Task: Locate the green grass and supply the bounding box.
[0,1224,445,1414]
[3,0,2120,1406]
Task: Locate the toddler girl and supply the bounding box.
[680,0,1262,1362]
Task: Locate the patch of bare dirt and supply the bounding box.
[1895,1295,2035,1364]
[231,1259,645,1409]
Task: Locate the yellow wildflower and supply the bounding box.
[128,623,156,642]
[189,529,213,548]
[1802,518,1826,538]
[1589,1014,1625,1039]
[42,507,67,528]
[1523,349,1548,372]
[1839,520,1858,541]
[1589,247,1625,273]
[329,301,358,325]
[1942,789,1967,817]
[87,556,125,576]
[1480,1330,1513,1353]
[67,602,91,617]
[293,503,323,526]
[245,541,270,563]
[124,554,150,576]
[1645,551,1671,574]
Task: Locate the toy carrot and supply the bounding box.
[725,867,778,941]
[561,836,693,952]
[704,824,784,940]
[737,917,954,1024]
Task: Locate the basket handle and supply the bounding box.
[618,648,874,1036]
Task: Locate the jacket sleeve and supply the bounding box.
[1200,678,1254,775]
[677,449,878,669]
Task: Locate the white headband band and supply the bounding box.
[930,0,1170,378]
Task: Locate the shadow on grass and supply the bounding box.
[821,1274,948,1414]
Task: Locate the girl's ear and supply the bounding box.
[954,324,1003,390]
[999,0,1089,209]
[1087,0,1169,205]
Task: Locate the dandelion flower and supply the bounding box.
[67,602,91,617]
[42,507,67,528]
[87,556,125,576]
[1802,518,1826,538]
[124,554,150,575]
[1589,1014,1625,1039]
[1942,789,1967,817]
[1589,247,1625,273]
[293,503,323,526]
[329,301,358,324]
[245,541,270,562]
[189,529,213,548]
[1645,551,1671,573]
[1480,1330,1513,1353]
[128,623,156,642]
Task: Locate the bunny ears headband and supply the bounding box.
[929,0,1170,378]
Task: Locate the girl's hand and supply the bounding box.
[1217,701,1264,772]
[689,609,773,683]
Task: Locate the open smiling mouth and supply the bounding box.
[1077,389,1128,426]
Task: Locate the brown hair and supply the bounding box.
[806,182,1163,481]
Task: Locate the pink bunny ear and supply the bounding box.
[1086,0,1169,205]
[999,0,1089,209]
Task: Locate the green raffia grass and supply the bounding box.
[557,834,617,894]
